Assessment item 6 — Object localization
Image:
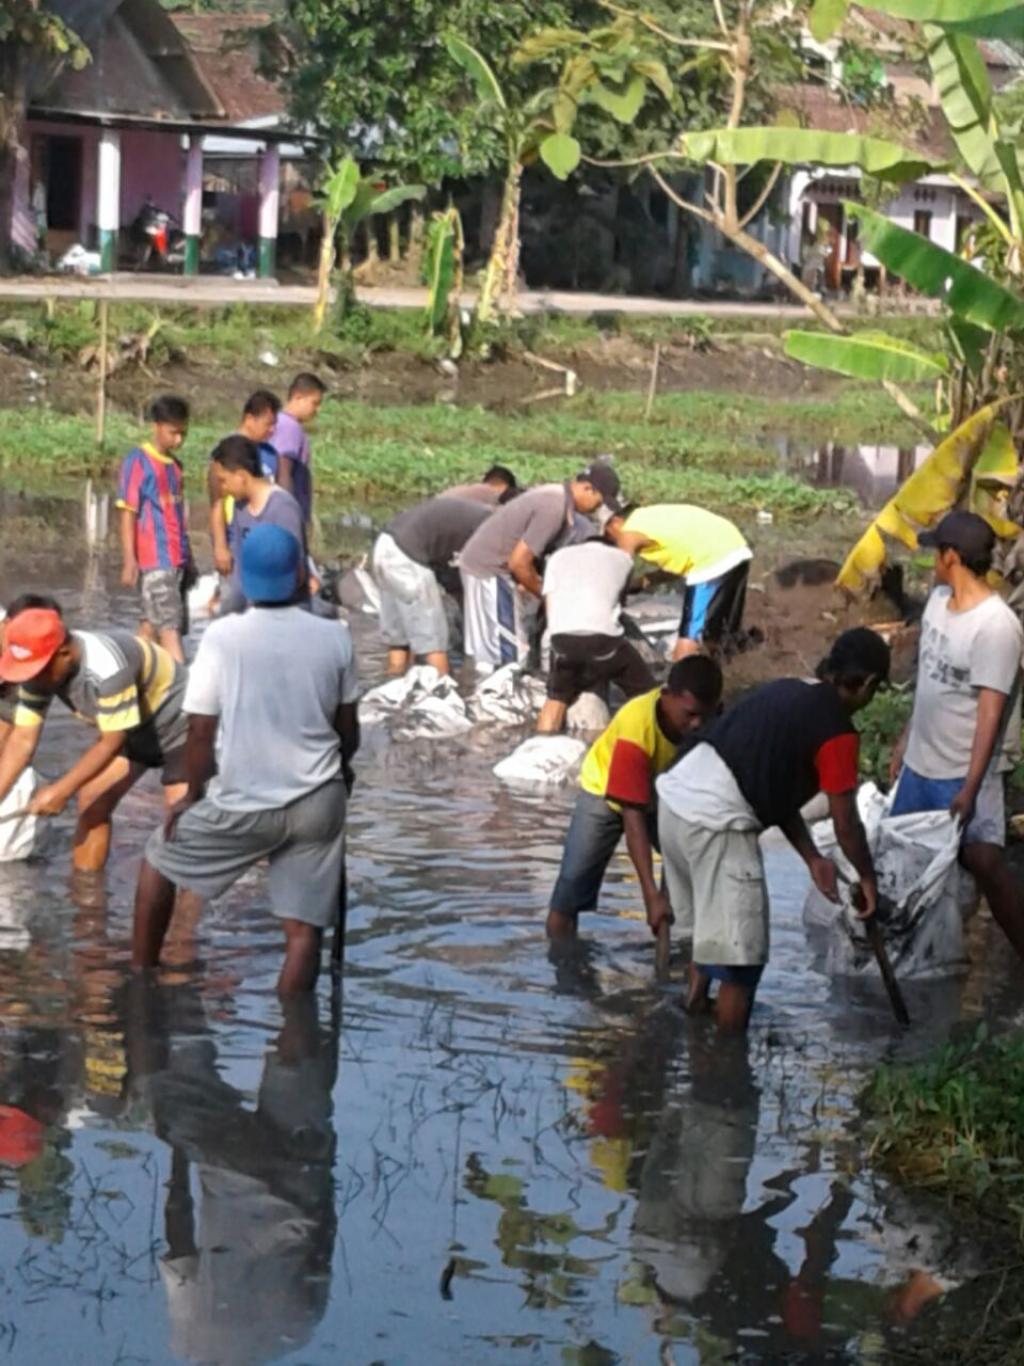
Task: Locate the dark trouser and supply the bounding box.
[550,790,658,917]
[547,633,654,705]
[680,561,749,646]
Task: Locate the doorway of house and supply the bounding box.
[40,135,83,256]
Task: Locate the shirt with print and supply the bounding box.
[386,496,492,569]
[270,412,313,524]
[459,483,572,580]
[906,586,1024,779]
[624,504,750,584]
[184,606,359,813]
[117,444,190,571]
[695,677,858,830]
[544,542,633,638]
[580,688,680,809]
[14,630,187,753]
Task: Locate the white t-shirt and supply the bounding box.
[543,543,633,638]
[906,586,1023,778]
[184,606,359,812]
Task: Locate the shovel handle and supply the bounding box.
[865,914,911,1027]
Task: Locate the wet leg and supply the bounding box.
[158,627,185,664]
[545,907,578,939]
[716,981,756,1035]
[537,700,568,734]
[685,962,712,1014]
[278,919,322,994]
[132,857,178,968]
[73,757,142,872]
[425,650,451,676]
[961,842,1024,963]
[387,647,411,676]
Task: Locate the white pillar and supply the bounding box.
[97,128,121,272]
[183,136,203,274]
[258,143,280,278]
[931,189,958,252]
[787,170,810,268]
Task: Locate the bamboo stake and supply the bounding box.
[644,343,662,422]
[96,298,109,450]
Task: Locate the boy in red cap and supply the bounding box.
[0,608,189,871]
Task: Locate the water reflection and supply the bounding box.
[0,488,1017,1363]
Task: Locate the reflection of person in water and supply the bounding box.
[0,1022,76,1242]
[123,984,338,1366]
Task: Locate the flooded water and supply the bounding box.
[0,489,1021,1365]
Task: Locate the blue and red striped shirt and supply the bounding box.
[116,444,190,571]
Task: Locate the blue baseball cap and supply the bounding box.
[241,524,302,604]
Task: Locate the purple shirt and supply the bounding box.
[270,411,313,523]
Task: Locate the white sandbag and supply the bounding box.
[805,782,976,979]
[187,572,219,622]
[360,665,472,738]
[469,664,547,726]
[350,565,381,616]
[0,768,42,863]
[566,692,611,733]
[494,736,587,787]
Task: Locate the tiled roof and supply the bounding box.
[170,13,286,124]
[778,84,954,163]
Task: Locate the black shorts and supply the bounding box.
[123,721,188,786]
[679,561,749,645]
[547,633,654,705]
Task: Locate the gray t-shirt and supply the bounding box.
[223,486,307,613]
[444,482,504,506]
[459,483,572,580]
[906,586,1023,778]
[386,496,491,568]
[185,606,359,812]
[543,542,633,637]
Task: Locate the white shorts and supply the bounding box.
[658,805,770,967]
[461,570,528,670]
[372,532,449,656]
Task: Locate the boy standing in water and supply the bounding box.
[118,395,194,664]
[271,373,326,528]
[209,389,282,578]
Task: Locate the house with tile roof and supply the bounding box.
[10,0,307,276]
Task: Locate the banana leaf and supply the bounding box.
[927,26,1002,190]
[424,219,457,335]
[972,421,1022,539]
[869,0,1021,20]
[446,34,507,112]
[784,329,949,382]
[846,203,1024,332]
[674,128,942,182]
[809,0,850,41]
[836,404,1000,595]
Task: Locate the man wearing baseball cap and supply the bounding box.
[458,462,623,672]
[889,510,1024,962]
[0,607,189,871]
[132,524,360,995]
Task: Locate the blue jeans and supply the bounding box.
[550,791,658,917]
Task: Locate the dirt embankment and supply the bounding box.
[0,329,839,420]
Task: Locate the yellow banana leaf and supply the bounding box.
[971,421,1023,539]
[837,404,1002,595]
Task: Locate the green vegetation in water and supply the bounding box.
[864,1029,1024,1366]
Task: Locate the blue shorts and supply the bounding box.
[890,765,1006,847]
[679,561,749,644]
[550,790,658,917]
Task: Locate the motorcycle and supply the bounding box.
[130,200,187,271]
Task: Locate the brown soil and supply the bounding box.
[0,331,839,420]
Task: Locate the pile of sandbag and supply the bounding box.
[360,663,610,741]
[804,783,977,979]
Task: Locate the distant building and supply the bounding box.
[9,0,311,277]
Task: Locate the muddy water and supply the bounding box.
[0,491,1021,1365]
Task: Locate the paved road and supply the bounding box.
[0,273,930,320]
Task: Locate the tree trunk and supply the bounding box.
[477,164,521,326]
[406,204,426,273]
[726,223,845,333]
[313,212,336,334]
[0,66,29,276]
[500,166,523,317]
[388,213,401,264]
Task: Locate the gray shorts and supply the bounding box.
[146,777,346,928]
[659,805,770,968]
[141,567,190,635]
[372,533,449,656]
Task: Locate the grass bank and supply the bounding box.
[0,380,917,518]
[864,1030,1024,1364]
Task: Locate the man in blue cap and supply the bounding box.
[131,524,360,993]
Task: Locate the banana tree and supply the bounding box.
[313,157,425,332]
[519,7,948,334]
[423,206,465,356]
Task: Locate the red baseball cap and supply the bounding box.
[0,608,67,683]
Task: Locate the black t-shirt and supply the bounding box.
[705,678,859,829]
[386,496,492,569]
